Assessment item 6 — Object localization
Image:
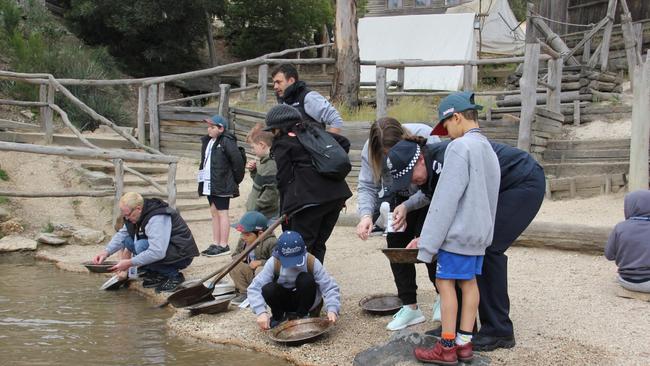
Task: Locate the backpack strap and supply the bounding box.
[273,253,316,282]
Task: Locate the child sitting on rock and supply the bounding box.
[605,190,650,293]
[247,230,340,330]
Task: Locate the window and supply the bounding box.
[415,0,432,7]
[387,0,403,10]
[445,0,462,6]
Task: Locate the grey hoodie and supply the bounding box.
[247,256,341,316]
[605,190,650,280]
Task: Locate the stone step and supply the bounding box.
[546,173,627,200]
[0,131,135,149]
[542,161,629,177]
[175,199,209,212]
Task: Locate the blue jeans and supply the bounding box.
[123,237,193,277]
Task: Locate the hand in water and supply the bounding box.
[356,216,373,240]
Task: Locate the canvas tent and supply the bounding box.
[358,13,477,91]
[446,0,525,55]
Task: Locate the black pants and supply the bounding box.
[285,199,345,264]
[387,205,436,305]
[261,272,317,321]
[443,166,546,336]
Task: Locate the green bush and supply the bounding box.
[0,167,8,181]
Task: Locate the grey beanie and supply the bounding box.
[264,104,302,131]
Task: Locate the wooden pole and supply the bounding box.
[546,57,563,114]
[218,83,231,130]
[0,190,115,197]
[634,23,643,61]
[531,15,579,65]
[582,33,591,64]
[148,85,160,151]
[112,158,124,228]
[137,86,146,144]
[599,0,618,72]
[167,162,177,209]
[463,64,473,91]
[518,43,541,152]
[257,64,268,107]
[573,99,581,126]
[619,0,640,88]
[397,67,405,92]
[376,67,387,119]
[240,67,247,98]
[158,83,166,103]
[38,84,52,145]
[628,53,650,191]
[46,82,54,141]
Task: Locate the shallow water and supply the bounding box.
[0,255,290,366]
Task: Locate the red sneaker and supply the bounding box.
[456,342,474,362]
[414,340,458,365]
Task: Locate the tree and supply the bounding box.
[222,0,333,59]
[331,0,360,109]
[64,0,225,76]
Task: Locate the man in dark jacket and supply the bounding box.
[272,64,343,134]
[264,104,352,263]
[92,192,199,293]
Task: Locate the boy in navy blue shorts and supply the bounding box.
[388,92,500,364]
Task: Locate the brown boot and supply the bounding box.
[456,342,474,362]
[414,340,458,365]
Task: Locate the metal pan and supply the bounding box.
[83,261,118,273]
[359,293,403,315]
[381,248,420,264]
[100,274,129,291]
[269,317,332,346]
[186,296,234,316]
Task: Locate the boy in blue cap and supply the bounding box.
[247,230,340,330]
[388,92,500,364]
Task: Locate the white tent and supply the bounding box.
[358,13,477,91]
[446,0,525,55]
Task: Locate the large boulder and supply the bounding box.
[0,219,24,236]
[70,228,105,246]
[0,235,38,252]
[36,233,67,246]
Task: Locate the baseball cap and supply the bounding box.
[231,211,269,233]
[263,104,302,131]
[204,114,229,130]
[432,92,483,136]
[386,140,421,193]
[273,230,307,268]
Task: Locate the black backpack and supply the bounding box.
[295,122,351,181]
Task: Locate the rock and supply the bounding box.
[78,169,113,186]
[53,223,77,237]
[0,219,24,235]
[0,235,38,252]
[353,331,490,366]
[36,233,67,245]
[0,206,10,221]
[20,110,35,120]
[70,228,105,246]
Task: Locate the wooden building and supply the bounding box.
[365,0,472,17]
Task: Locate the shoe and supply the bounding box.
[425,326,442,338]
[386,305,426,331]
[456,342,473,362]
[202,244,230,257]
[142,273,166,288]
[472,334,516,352]
[432,297,441,322]
[230,293,247,306]
[414,340,458,365]
[155,273,185,293]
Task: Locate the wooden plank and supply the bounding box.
[376,67,387,119]
[534,115,563,129]
[137,86,147,144]
[161,119,205,127]
[160,125,207,135]
[160,132,204,143]
[535,107,564,122]
[112,158,124,228]
[600,0,618,71]
[257,64,268,108]
[518,42,540,152]
[148,85,160,150]
[629,53,650,190]
[0,119,40,130]
[159,111,215,122]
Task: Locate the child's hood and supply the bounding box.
[624,190,650,219]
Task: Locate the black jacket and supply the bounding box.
[125,198,199,264]
[277,81,316,123]
[198,132,245,197]
[271,124,352,214]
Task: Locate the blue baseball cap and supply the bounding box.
[273,231,307,268]
[432,92,483,136]
[204,114,229,130]
[231,211,269,233]
[386,140,421,193]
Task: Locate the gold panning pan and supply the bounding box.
[359,293,402,315]
[381,248,421,264]
[269,317,332,346]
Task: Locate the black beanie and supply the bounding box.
[264,104,302,131]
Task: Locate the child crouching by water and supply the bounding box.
[247,231,340,330]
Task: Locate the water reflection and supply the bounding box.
[0,255,289,366]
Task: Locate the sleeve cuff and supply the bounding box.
[417,249,435,263]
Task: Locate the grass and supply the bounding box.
[72,199,81,207]
[42,221,54,233]
[0,196,9,205]
[0,168,8,181]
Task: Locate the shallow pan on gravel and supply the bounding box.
[381,248,421,264]
[186,296,233,316]
[359,294,403,315]
[269,317,332,346]
[82,261,117,273]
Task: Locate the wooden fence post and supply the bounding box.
[167,162,177,209]
[218,83,231,130]
[573,100,581,126]
[112,158,124,229]
[629,53,650,191]
[397,67,405,92]
[240,67,247,98]
[157,83,165,103]
[257,64,268,107]
[148,84,160,151]
[518,43,540,153]
[619,0,640,88]
[582,29,591,64]
[39,83,53,144]
[376,67,387,119]
[546,57,562,114]
[463,64,473,91]
[137,86,147,144]
[599,0,618,72]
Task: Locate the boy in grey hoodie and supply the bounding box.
[388,92,500,364]
[605,190,650,293]
[247,230,340,330]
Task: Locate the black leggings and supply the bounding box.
[261,272,317,321]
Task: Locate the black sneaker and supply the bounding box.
[155,273,185,293]
[230,293,247,306]
[202,244,230,257]
[142,272,166,288]
[424,326,442,338]
[201,244,217,256]
[473,334,516,352]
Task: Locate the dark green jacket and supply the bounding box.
[245,154,280,219]
[231,234,277,267]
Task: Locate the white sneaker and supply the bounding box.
[432,297,441,322]
[386,305,426,331]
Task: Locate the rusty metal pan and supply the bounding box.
[359,293,403,315]
[381,248,421,264]
[186,296,233,316]
[269,317,332,346]
[82,261,117,273]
